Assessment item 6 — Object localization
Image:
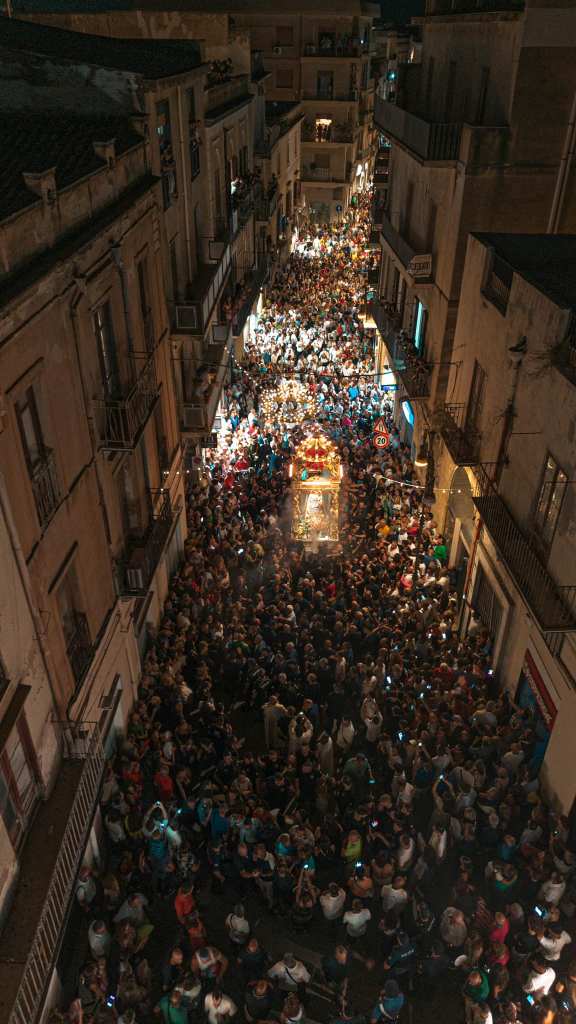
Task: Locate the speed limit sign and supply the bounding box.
[374,432,390,449]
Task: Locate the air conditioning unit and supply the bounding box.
[273,45,283,55]
[175,303,200,331]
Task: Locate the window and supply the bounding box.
[156,99,177,209]
[465,360,486,435]
[137,257,154,351]
[93,302,120,397]
[316,71,333,99]
[276,68,294,90]
[16,387,44,470]
[533,454,567,550]
[475,67,489,124]
[169,240,179,302]
[413,300,428,353]
[276,25,294,46]
[483,254,512,314]
[214,166,223,221]
[472,563,503,641]
[56,564,82,648]
[425,57,435,113]
[444,60,457,121]
[0,658,7,702]
[0,717,40,849]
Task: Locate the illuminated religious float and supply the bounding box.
[289,432,342,544]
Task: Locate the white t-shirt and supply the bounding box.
[343,907,371,937]
[539,931,572,961]
[524,966,556,996]
[204,993,237,1024]
[268,961,310,990]
[226,913,250,944]
[320,890,346,920]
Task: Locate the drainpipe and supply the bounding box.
[547,89,576,234]
[176,83,194,286]
[0,470,61,759]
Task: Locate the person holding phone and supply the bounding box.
[524,957,557,1000]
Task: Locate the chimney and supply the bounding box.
[22,168,57,205]
[93,139,116,168]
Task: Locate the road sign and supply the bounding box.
[373,417,388,435]
[335,204,342,213]
[374,432,390,449]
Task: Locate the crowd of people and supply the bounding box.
[59,193,576,1024]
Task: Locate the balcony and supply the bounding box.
[372,303,431,400]
[175,240,232,335]
[254,189,279,221]
[380,212,433,281]
[204,74,252,125]
[95,354,159,451]
[206,322,232,367]
[303,42,369,58]
[302,90,359,102]
[424,0,524,14]
[302,122,355,143]
[30,448,61,529]
[302,163,352,183]
[1,722,105,1024]
[231,260,269,337]
[66,611,93,687]
[302,166,332,180]
[472,469,576,633]
[118,491,175,595]
[439,403,481,465]
[374,95,462,162]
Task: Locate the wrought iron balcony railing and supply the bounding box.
[7,722,105,1024]
[66,611,93,687]
[95,355,159,451]
[254,190,278,221]
[371,303,431,399]
[439,403,482,465]
[392,331,431,400]
[232,260,268,337]
[118,491,174,596]
[472,467,576,633]
[30,448,61,529]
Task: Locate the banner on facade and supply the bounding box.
[522,650,557,727]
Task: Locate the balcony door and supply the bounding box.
[0,715,41,850]
[16,387,45,471]
[317,71,333,99]
[465,360,486,436]
[94,302,120,398]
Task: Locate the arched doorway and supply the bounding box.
[445,467,475,594]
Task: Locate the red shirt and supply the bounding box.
[175,890,195,924]
[154,771,174,800]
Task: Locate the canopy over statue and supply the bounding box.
[289,432,342,544]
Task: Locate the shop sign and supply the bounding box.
[407,254,432,279]
[523,650,557,727]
